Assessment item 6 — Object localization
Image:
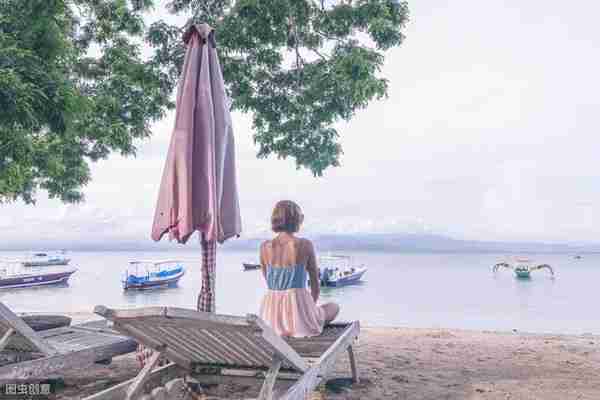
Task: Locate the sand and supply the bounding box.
[47,317,600,400]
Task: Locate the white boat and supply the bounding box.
[317,255,367,287]
[21,250,71,267]
[122,260,185,290]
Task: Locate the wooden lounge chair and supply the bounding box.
[0,302,137,379]
[86,305,360,400]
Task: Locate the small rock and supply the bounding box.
[150,386,167,400]
[391,375,409,383]
[165,378,186,397]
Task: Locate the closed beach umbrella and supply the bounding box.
[151,23,241,313]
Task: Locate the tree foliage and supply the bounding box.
[0,0,408,204]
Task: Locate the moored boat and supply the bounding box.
[243,262,261,271]
[123,260,185,290]
[0,262,77,289]
[317,255,367,287]
[492,257,554,279]
[22,250,71,267]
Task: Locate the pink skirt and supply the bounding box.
[259,288,325,338]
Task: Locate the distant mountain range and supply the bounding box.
[1,233,598,254]
[222,233,599,254]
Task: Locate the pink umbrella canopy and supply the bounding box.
[151,23,241,313]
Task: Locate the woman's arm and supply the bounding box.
[305,239,320,303]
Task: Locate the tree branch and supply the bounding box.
[314,29,344,43]
[310,47,328,61]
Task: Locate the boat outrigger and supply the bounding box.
[123,260,185,290]
[317,255,367,287]
[242,262,261,271]
[492,257,554,279]
[21,250,71,267]
[0,262,77,289]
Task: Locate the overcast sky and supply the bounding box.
[2,0,600,245]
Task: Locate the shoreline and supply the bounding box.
[24,310,600,338]
[32,312,600,399]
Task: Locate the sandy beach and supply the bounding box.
[48,315,600,400]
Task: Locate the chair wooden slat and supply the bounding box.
[157,325,217,365]
[199,329,259,367]
[220,329,275,367]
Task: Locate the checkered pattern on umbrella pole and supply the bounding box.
[198,236,217,312]
[136,235,218,368]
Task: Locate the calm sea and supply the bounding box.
[0,251,598,335]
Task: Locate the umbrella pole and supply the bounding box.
[137,235,216,368]
[198,234,217,313]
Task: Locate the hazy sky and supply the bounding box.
[2,0,600,245]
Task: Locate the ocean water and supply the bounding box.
[0,251,598,335]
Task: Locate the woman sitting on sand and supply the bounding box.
[259,200,340,337]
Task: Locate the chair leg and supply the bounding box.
[0,328,15,352]
[258,356,282,400]
[126,351,162,400]
[347,346,359,384]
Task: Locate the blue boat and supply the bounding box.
[123,260,185,290]
[317,255,367,287]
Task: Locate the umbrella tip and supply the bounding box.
[183,23,214,44]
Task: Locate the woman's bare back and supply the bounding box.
[260,236,312,268]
